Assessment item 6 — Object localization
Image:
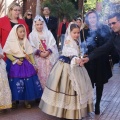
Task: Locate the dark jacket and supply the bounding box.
[25,18,33,33]
[43,16,58,41]
[89,32,120,61]
[80,25,113,86]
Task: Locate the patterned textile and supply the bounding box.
[0,59,12,109]
[7,59,43,101]
[39,60,93,119]
[35,56,52,89]
[39,22,93,119]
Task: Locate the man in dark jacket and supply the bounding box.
[80,13,120,66]
[42,6,58,47]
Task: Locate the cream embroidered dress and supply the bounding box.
[39,22,93,119]
[0,44,12,109]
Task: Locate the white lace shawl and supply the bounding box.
[29,29,59,66]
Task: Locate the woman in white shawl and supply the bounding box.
[29,15,59,89]
[39,22,93,119]
[0,44,12,111]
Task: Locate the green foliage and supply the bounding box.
[84,0,96,13]
[42,0,79,21]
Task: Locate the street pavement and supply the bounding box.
[0,63,120,120]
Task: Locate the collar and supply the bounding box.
[45,17,49,19]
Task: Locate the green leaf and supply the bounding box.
[42,0,79,21]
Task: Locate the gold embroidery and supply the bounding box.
[0,104,12,109]
[19,43,30,62]
[39,40,45,52]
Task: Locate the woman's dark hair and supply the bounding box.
[76,17,82,22]
[70,23,80,31]
[17,24,24,30]
[85,10,99,25]
[42,6,50,11]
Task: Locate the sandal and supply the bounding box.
[35,98,40,103]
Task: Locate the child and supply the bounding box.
[39,22,93,119]
[3,24,43,109]
[0,44,12,111]
[29,15,59,89]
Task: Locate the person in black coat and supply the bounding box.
[80,10,115,115]
[80,13,120,65]
[24,9,33,33]
[42,6,58,48]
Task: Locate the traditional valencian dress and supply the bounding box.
[3,24,43,101]
[0,44,12,109]
[29,15,59,89]
[39,23,93,119]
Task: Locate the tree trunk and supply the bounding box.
[78,0,84,18]
[36,0,42,15]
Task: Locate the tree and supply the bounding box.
[42,0,79,21]
[84,0,96,12]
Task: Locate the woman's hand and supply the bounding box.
[16,60,23,65]
[83,54,88,57]
[79,57,89,66]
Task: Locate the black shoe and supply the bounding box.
[16,100,19,104]
[95,104,100,115]
[35,98,40,103]
[12,102,17,109]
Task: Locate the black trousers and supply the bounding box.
[94,84,104,106]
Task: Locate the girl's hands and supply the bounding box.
[40,51,50,58]
[16,60,23,65]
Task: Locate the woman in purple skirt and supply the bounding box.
[3,24,43,109]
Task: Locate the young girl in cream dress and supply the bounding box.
[39,22,93,119]
[0,44,12,111]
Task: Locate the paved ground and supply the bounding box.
[0,64,120,120]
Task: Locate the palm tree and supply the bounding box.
[42,0,78,21]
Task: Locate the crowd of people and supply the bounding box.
[0,1,120,120]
